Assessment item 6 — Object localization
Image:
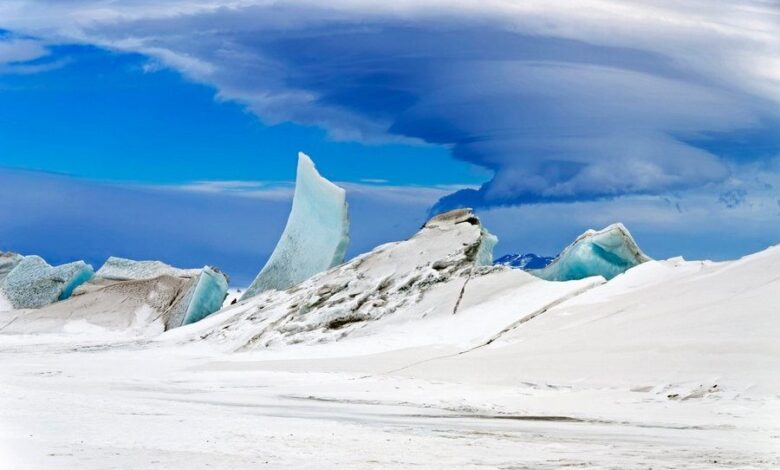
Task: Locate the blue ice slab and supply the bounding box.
[182,267,230,325]
[531,223,650,282]
[1,255,94,308]
[242,153,349,300]
[475,229,499,266]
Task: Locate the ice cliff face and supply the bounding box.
[530,223,650,281]
[0,254,94,309]
[184,208,509,350]
[241,153,349,301]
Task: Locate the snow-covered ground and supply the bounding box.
[0,216,778,468]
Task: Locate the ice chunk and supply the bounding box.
[96,256,200,281]
[182,267,230,325]
[531,223,650,281]
[92,257,229,328]
[1,255,94,308]
[475,229,498,266]
[0,252,23,283]
[242,152,349,300]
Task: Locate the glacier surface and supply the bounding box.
[0,255,94,308]
[241,152,349,300]
[531,223,650,281]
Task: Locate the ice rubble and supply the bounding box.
[241,152,349,300]
[530,223,650,281]
[0,257,228,333]
[0,254,94,309]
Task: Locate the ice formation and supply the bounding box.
[96,256,200,280]
[91,257,229,329]
[181,266,230,325]
[530,223,650,281]
[0,252,23,283]
[0,255,94,308]
[241,152,349,300]
[183,208,560,352]
[0,258,230,333]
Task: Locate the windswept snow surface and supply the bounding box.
[0,217,777,468]
[242,153,349,300]
[532,223,651,281]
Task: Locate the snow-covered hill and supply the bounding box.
[0,209,777,469]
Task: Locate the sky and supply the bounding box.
[0,1,778,285]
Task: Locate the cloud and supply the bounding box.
[0,1,779,209]
[0,31,54,74]
[477,161,780,261]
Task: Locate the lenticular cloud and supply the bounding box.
[1,1,778,209]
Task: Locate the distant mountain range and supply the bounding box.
[494,253,555,270]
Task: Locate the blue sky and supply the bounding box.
[0,1,778,285]
[0,43,487,186]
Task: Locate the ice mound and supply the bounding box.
[0,255,94,309]
[178,208,600,353]
[242,152,349,300]
[530,223,650,281]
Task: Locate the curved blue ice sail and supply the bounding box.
[1,255,94,308]
[530,223,650,281]
[242,152,349,300]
